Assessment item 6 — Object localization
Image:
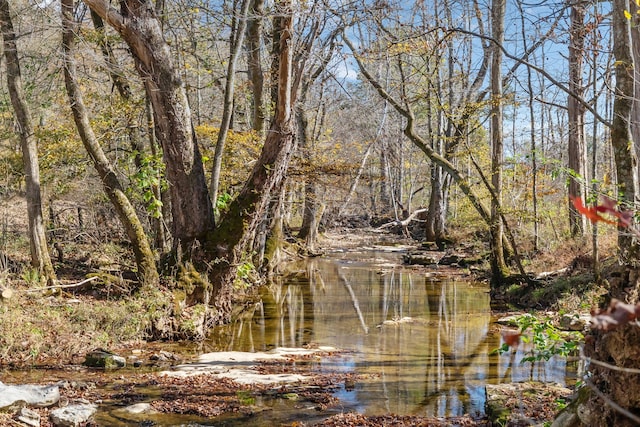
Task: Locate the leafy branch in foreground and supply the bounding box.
[495,314,581,363]
[572,195,640,331]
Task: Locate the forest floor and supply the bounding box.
[0,224,607,426]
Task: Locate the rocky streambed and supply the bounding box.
[0,343,579,427]
[0,346,365,426]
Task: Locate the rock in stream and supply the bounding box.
[0,381,60,409]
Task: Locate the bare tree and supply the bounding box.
[83,0,214,251]
[209,0,251,207]
[246,0,266,133]
[489,0,508,282]
[62,0,158,287]
[567,1,588,237]
[210,0,297,319]
[0,0,56,284]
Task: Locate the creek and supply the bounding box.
[2,245,579,426]
[201,246,579,424]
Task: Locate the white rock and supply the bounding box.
[16,407,40,427]
[164,347,338,385]
[0,382,60,409]
[50,403,97,427]
[122,403,158,414]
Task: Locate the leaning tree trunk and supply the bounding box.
[209,0,296,322]
[62,0,158,288]
[83,0,214,249]
[0,0,56,285]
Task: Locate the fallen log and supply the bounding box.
[375,208,428,236]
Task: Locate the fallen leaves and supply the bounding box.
[313,412,489,426]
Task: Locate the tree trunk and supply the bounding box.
[296,45,336,246]
[582,5,640,426]
[246,0,266,134]
[62,0,158,288]
[210,0,251,207]
[84,0,214,249]
[89,10,145,168]
[568,2,587,237]
[425,166,451,241]
[489,0,508,283]
[611,0,639,263]
[0,0,56,285]
[210,0,296,321]
[146,95,168,252]
[296,101,320,248]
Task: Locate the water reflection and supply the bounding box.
[209,250,577,417]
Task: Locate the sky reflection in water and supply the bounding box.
[209,249,578,418]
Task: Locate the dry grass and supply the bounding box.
[0,278,170,367]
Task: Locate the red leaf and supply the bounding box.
[571,197,617,225]
[502,330,521,346]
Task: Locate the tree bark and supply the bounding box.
[0,0,56,285]
[489,0,508,283]
[210,0,251,207]
[567,2,587,237]
[83,0,214,249]
[583,6,640,426]
[62,0,158,288]
[611,0,639,263]
[210,0,296,321]
[246,0,266,134]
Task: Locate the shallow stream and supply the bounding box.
[3,246,579,426]
[202,246,579,424]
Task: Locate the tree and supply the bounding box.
[338,2,530,282]
[209,0,297,318]
[62,0,158,288]
[582,3,640,426]
[246,0,266,134]
[568,1,588,237]
[610,1,639,263]
[209,0,251,207]
[83,0,214,251]
[0,0,56,285]
[489,0,508,282]
[296,21,340,249]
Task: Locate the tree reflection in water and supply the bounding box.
[207,250,577,417]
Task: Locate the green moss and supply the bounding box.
[236,391,256,405]
[264,221,282,265]
[176,263,211,306]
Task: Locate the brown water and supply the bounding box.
[3,247,579,426]
[206,248,579,420]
